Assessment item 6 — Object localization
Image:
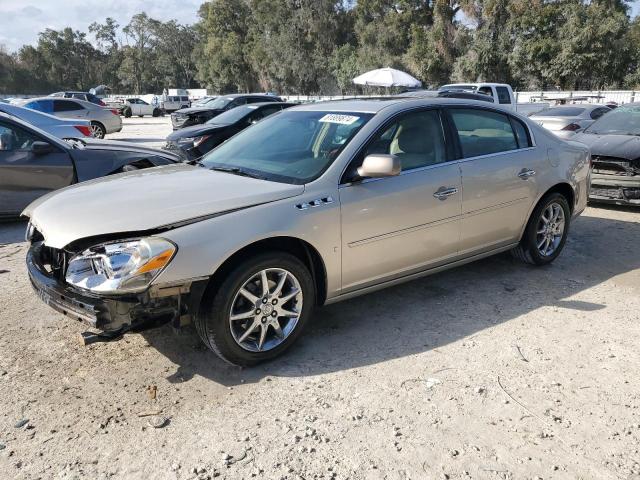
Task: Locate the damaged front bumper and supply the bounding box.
[27,242,208,333]
[589,173,640,206]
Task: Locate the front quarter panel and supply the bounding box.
[154,188,342,298]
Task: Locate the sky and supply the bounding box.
[0,0,203,52]
[1,0,639,53]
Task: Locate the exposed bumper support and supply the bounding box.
[590,173,640,206]
[27,245,208,333]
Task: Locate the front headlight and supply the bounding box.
[176,137,195,146]
[65,237,176,294]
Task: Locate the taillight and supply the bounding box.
[193,135,211,147]
[561,123,581,131]
[74,125,92,137]
[110,109,119,116]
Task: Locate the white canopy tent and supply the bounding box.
[352,67,422,88]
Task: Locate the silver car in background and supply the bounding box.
[24,98,590,366]
[530,104,611,138]
[0,102,93,139]
[16,97,122,138]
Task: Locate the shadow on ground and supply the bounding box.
[140,212,639,386]
[0,219,27,245]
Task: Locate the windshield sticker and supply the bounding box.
[319,114,360,125]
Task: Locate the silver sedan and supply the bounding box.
[24,98,590,366]
[16,97,122,138]
[530,104,611,138]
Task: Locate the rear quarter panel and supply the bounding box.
[528,123,590,217]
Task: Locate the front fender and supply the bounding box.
[153,191,342,299]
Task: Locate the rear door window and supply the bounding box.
[449,108,519,158]
[54,100,84,112]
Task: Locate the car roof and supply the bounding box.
[0,111,67,147]
[25,97,99,108]
[219,94,279,99]
[290,97,499,114]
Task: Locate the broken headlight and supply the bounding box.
[65,238,176,294]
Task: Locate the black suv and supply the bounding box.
[170,94,282,130]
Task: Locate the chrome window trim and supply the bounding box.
[339,146,538,188]
[338,103,537,186]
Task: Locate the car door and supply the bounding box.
[339,109,462,292]
[0,119,73,216]
[446,107,542,255]
[53,99,86,120]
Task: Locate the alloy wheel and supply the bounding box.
[536,202,565,257]
[90,124,104,138]
[229,268,303,352]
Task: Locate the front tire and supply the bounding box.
[123,107,132,118]
[512,192,571,265]
[195,252,315,366]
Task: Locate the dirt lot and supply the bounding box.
[109,115,174,148]
[1,117,639,480]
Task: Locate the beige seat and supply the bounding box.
[390,117,445,170]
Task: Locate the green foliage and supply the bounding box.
[1,1,640,95]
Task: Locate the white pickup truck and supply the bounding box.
[440,83,548,116]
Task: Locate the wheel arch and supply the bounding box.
[519,182,575,242]
[202,236,328,307]
[544,182,575,213]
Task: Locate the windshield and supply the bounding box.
[194,97,216,106]
[535,107,585,117]
[584,105,640,135]
[200,97,233,110]
[200,110,373,184]
[206,105,255,124]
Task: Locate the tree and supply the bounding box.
[405,0,465,88]
[196,0,256,92]
[119,13,159,93]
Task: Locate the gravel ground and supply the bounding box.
[108,115,173,148]
[0,117,639,480]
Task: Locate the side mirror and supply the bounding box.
[357,154,401,179]
[31,141,54,155]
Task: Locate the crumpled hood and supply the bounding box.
[173,106,224,116]
[23,164,304,249]
[573,133,640,160]
[79,138,181,160]
[166,123,230,141]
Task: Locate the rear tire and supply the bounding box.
[195,252,315,366]
[512,192,571,265]
[152,108,160,117]
[90,122,106,139]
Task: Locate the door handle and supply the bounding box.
[433,186,458,200]
[518,168,536,179]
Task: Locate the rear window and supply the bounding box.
[496,87,511,104]
[449,108,519,158]
[536,107,585,117]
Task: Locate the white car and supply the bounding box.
[161,95,191,113]
[0,102,93,139]
[121,98,162,118]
